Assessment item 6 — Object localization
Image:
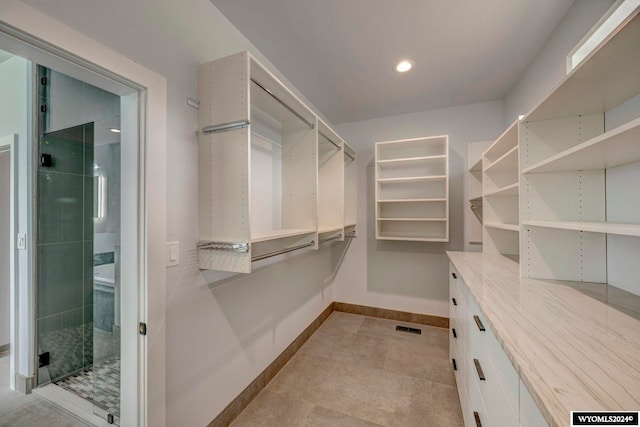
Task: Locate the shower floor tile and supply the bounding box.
[54,355,120,418]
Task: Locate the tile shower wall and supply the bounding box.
[36,67,120,385]
[37,123,94,382]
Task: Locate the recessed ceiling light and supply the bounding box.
[109,128,121,133]
[394,60,414,73]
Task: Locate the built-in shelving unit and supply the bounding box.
[375,136,449,241]
[343,141,357,238]
[467,140,491,245]
[483,121,519,258]
[197,51,356,273]
[317,119,345,243]
[520,11,640,294]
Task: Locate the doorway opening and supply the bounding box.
[34,64,123,423]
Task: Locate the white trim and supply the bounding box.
[567,0,640,72]
[0,134,17,391]
[0,2,167,426]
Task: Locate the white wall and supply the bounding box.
[333,101,504,317]
[0,152,9,347]
[11,0,350,425]
[503,0,616,125]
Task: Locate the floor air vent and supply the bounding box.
[396,325,421,334]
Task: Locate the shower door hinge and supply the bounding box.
[139,322,147,336]
[38,352,50,368]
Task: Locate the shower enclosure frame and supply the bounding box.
[0,4,168,426]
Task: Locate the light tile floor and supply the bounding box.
[231,312,464,427]
[0,350,92,427]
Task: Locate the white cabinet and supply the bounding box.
[483,121,520,259]
[375,135,449,241]
[197,51,356,273]
[450,263,546,427]
[520,12,640,292]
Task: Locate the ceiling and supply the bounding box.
[211,0,574,124]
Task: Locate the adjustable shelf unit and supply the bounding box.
[197,51,356,273]
[375,135,449,241]
[483,121,520,259]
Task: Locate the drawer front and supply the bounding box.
[477,357,518,427]
[485,324,519,415]
[520,380,548,427]
[467,359,491,427]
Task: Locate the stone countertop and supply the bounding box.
[447,251,640,427]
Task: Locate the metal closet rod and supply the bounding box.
[319,131,341,151]
[202,119,250,134]
[251,240,315,262]
[250,78,315,130]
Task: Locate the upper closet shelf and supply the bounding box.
[377,155,446,166]
[469,158,482,172]
[377,175,446,183]
[484,120,518,163]
[524,221,640,238]
[484,145,518,173]
[525,12,640,122]
[251,229,316,243]
[485,223,519,232]
[523,116,640,173]
[484,182,519,197]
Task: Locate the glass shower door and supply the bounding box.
[36,64,122,424]
[92,128,122,423]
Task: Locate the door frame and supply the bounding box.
[0,2,167,426]
[0,135,17,390]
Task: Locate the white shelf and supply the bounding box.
[377,235,449,242]
[469,158,482,172]
[523,221,640,238]
[484,121,518,163]
[469,196,482,204]
[525,14,640,122]
[485,145,518,173]
[377,218,447,222]
[375,135,449,242]
[377,155,446,166]
[484,182,519,197]
[485,223,519,232]
[377,175,446,183]
[523,116,640,174]
[378,198,446,203]
[251,228,316,243]
[318,225,343,234]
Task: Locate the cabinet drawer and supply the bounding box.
[485,324,518,415]
[520,380,548,427]
[467,362,491,427]
[477,357,518,427]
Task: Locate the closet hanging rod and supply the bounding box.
[319,234,342,244]
[252,240,315,262]
[318,131,341,150]
[202,120,250,134]
[250,78,315,130]
[197,241,250,253]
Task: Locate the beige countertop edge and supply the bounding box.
[446,251,640,427]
